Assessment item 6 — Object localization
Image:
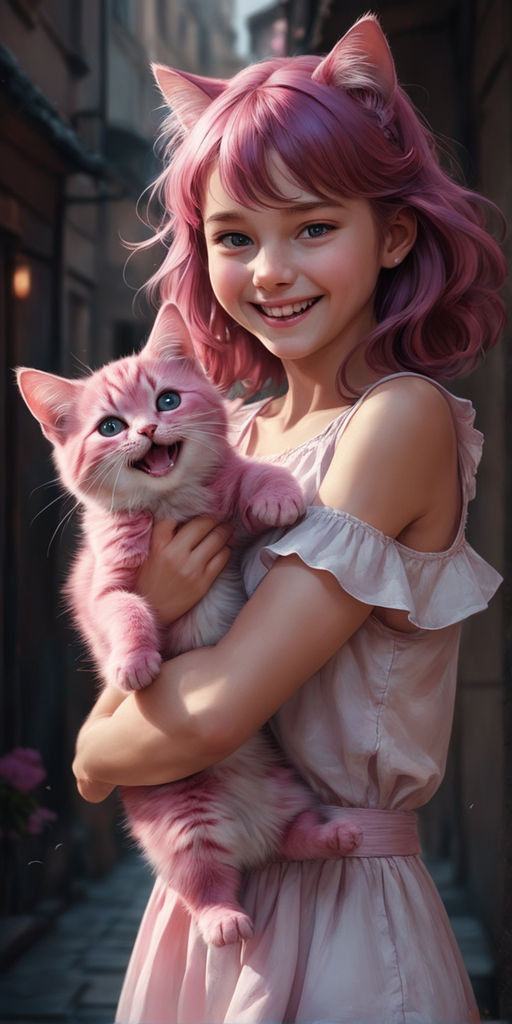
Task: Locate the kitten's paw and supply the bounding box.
[246,488,305,531]
[107,648,162,692]
[197,906,254,947]
[323,820,363,856]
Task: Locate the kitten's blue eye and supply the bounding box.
[98,417,126,436]
[157,391,181,412]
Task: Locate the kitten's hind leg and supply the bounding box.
[196,899,254,947]
[279,809,362,861]
[171,851,253,947]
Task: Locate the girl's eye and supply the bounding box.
[218,232,253,249]
[157,391,181,412]
[98,417,126,437]
[302,223,333,239]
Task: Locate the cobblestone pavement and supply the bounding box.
[0,854,152,1024]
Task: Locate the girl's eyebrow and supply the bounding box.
[205,212,249,226]
[287,200,345,212]
[205,200,345,226]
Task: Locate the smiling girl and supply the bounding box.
[73,15,505,1024]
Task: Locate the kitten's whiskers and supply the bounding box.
[46,500,80,555]
[31,489,70,525]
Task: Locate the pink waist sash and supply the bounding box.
[333,807,421,857]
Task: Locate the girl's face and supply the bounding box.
[203,157,388,371]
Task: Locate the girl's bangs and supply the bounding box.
[212,87,367,210]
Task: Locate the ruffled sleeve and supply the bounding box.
[446,392,484,502]
[250,505,502,631]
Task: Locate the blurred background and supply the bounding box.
[1,0,511,1018]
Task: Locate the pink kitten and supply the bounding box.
[17,304,360,946]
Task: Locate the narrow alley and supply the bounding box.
[0,854,152,1024]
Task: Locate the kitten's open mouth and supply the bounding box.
[133,441,182,477]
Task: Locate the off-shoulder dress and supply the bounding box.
[116,373,501,1024]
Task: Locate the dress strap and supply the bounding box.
[331,807,421,857]
[232,395,274,445]
[332,372,453,444]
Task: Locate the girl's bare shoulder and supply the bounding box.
[343,374,456,460]
[317,375,459,539]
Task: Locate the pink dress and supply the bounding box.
[116,373,501,1024]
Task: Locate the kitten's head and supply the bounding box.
[17,305,229,514]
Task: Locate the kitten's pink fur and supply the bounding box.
[17,304,361,945]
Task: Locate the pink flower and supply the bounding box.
[0,748,47,793]
[26,807,57,835]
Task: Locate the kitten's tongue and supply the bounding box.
[138,442,180,477]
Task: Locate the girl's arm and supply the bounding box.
[74,379,458,798]
[74,558,371,797]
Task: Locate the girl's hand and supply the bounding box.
[137,516,233,625]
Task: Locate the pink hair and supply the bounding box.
[143,55,506,396]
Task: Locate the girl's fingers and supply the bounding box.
[172,522,233,582]
[151,516,233,564]
[201,543,233,583]
[148,518,180,552]
[175,515,226,551]
[190,522,234,563]
[138,516,234,624]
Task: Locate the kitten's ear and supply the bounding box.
[16,367,80,444]
[143,303,196,363]
[312,14,396,101]
[152,64,226,131]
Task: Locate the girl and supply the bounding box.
[73,15,506,1024]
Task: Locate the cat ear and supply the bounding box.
[16,367,80,444]
[312,14,396,101]
[143,303,196,363]
[152,64,226,131]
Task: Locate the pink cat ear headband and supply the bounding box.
[152,14,397,131]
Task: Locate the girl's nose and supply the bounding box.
[137,423,157,439]
[251,246,295,291]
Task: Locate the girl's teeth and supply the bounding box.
[262,299,316,318]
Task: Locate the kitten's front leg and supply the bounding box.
[220,453,306,532]
[86,510,162,692]
[241,464,305,531]
[99,590,162,691]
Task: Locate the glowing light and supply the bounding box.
[13,263,32,300]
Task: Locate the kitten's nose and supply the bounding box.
[138,423,157,439]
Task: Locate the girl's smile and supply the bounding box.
[203,158,398,376]
[252,295,322,325]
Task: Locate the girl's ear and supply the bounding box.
[312,14,396,101]
[143,303,196,363]
[381,207,417,268]
[152,64,227,131]
[16,368,80,444]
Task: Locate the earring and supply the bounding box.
[393,257,400,264]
